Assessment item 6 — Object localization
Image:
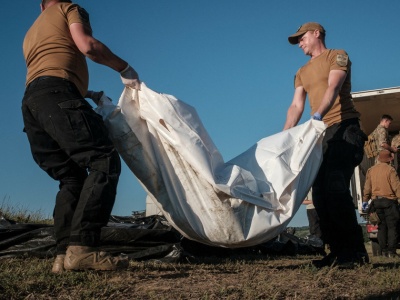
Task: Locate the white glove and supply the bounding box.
[120,64,140,89]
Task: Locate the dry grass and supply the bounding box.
[1,245,400,300]
[0,196,52,224]
[2,202,400,299]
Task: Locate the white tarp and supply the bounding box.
[95,83,326,248]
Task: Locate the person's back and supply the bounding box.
[23,2,89,96]
[363,150,400,257]
[365,163,400,199]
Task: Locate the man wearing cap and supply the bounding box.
[22,0,140,273]
[363,150,400,258]
[284,22,368,268]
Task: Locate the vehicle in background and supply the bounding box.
[351,87,400,256]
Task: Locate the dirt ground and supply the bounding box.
[3,240,400,299]
[122,249,400,300]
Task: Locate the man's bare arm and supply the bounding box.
[314,69,346,117]
[283,86,307,130]
[69,23,128,72]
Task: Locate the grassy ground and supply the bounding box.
[0,196,51,224]
[1,243,400,300]
[2,202,400,299]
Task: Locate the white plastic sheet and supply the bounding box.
[95,83,326,248]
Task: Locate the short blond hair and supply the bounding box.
[41,0,71,7]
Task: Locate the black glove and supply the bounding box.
[85,90,104,105]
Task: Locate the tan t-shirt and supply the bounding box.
[23,3,91,96]
[294,49,360,127]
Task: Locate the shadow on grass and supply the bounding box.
[363,289,400,300]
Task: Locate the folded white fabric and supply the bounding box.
[95,83,326,247]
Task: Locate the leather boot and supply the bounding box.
[51,254,66,274]
[64,245,128,271]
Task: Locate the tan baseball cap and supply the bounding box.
[288,22,326,45]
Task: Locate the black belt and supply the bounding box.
[26,76,73,91]
[375,196,394,200]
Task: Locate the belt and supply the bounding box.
[31,76,54,82]
[374,196,395,200]
[25,76,74,92]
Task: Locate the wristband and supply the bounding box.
[312,112,322,121]
[119,64,130,74]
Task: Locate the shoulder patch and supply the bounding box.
[336,54,348,67]
[78,7,90,24]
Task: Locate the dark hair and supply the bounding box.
[381,114,393,121]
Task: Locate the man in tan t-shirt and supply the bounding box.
[22,0,140,273]
[363,150,400,258]
[284,22,368,268]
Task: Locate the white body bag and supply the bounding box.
[95,83,326,248]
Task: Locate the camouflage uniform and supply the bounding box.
[391,132,400,149]
[391,133,400,174]
[373,124,390,152]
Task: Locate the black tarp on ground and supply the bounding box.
[0,215,325,262]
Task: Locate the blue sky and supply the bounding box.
[1,0,400,227]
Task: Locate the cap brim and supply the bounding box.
[288,31,306,45]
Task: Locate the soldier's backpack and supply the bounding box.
[364,130,378,158]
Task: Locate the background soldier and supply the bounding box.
[363,150,400,258]
[371,115,397,162]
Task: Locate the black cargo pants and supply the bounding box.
[307,208,322,239]
[374,198,399,253]
[21,76,121,254]
[312,118,367,257]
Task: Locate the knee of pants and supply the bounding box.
[59,166,88,187]
[90,151,121,177]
